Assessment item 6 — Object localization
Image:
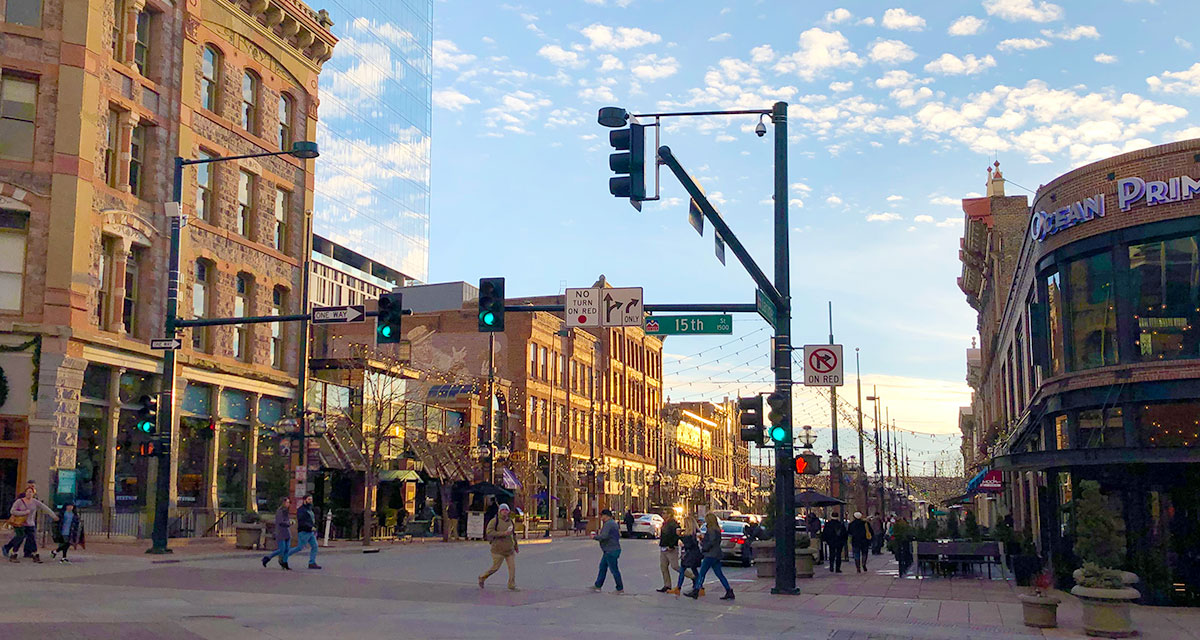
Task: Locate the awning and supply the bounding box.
[407,437,473,482]
[378,469,421,482]
[965,468,988,493]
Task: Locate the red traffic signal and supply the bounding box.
[138,441,157,457]
[794,453,821,475]
[794,456,808,474]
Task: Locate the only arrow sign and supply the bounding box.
[624,298,639,313]
[604,293,621,323]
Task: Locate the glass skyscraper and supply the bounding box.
[314,0,432,282]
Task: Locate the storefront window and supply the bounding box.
[1046,271,1065,375]
[76,404,105,508]
[217,424,249,508]
[1055,415,1068,450]
[1078,408,1124,448]
[118,370,155,404]
[82,365,110,401]
[1129,236,1200,362]
[255,433,289,509]
[1142,402,1200,447]
[1067,252,1118,370]
[177,418,211,507]
[114,409,149,507]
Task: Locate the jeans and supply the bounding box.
[595,549,623,590]
[694,557,731,592]
[265,536,291,564]
[480,552,516,588]
[853,543,869,570]
[288,531,318,565]
[3,526,35,556]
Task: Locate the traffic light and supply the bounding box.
[737,395,764,446]
[376,292,404,344]
[136,394,158,434]
[137,441,157,457]
[766,390,788,444]
[478,277,505,332]
[794,453,822,475]
[608,123,646,210]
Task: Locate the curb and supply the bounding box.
[152,537,558,563]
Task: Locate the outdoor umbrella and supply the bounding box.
[794,488,846,507]
[467,482,514,499]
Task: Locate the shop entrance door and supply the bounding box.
[0,456,17,519]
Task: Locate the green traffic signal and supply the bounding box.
[135,394,158,435]
[769,425,788,443]
[481,311,495,326]
[477,278,505,332]
[376,292,404,345]
[137,419,155,433]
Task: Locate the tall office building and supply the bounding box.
[313,0,432,284]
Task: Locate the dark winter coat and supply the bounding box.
[847,518,870,548]
[700,526,723,560]
[296,504,315,533]
[679,533,703,569]
[821,518,847,545]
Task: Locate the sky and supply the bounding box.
[409,0,1200,473]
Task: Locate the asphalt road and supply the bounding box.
[0,536,1044,640]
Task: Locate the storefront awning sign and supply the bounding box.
[979,470,1003,493]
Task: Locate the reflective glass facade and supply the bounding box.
[315,0,433,282]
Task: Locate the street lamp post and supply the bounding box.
[855,348,866,515]
[865,389,885,516]
[150,141,319,554]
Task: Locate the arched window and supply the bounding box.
[191,259,212,352]
[278,93,293,150]
[241,71,259,132]
[201,46,221,112]
[234,273,251,362]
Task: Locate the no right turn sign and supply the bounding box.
[803,344,844,386]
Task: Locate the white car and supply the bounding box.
[629,513,664,538]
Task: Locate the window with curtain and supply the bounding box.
[278,93,293,150]
[0,210,27,311]
[241,71,259,132]
[234,273,250,361]
[0,74,36,161]
[195,150,214,222]
[201,46,221,111]
[237,170,254,238]
[1128,235,1200,362]
[1067,252,1118,371]
[5,0,41,27]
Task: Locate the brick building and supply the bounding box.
[660,400,751,515]
[0,0,336,524]
[958,141,1200,604]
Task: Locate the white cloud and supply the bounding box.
[930,196,960,206]
[1177,37,1194,50]
[433,39,476,70]
[750,45,775,63]
[875,69,914,88]
[997,38,1051,52]
[826,195,844,205]
[924,53,996,75]
[580,24,662,49]
[913,214,935,223]
[829,81,854,92]
[936,217,960,228]
[537,45,584,68]
[598,54,624,72]
[891,86,933,107]
[1094,53,1117,64]
[824,8,852,24]
[887,194,904,202]
[709,32,732,42]
[867,212,902,222]
[577,85,616,103]
[1041,25,1099,40]
[432,88,477,111]
[631,54,679,81]
[1147,63,1200,95]
[858,17,876,26]
[773,28,863,80]
[869,39,917,64]
[984,0,1064,23]
[948,16,985,36]
[793,182,813,193]
[882,8,926,30]
[1169,126,1200,142]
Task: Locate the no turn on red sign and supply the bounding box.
[803,344,844,386]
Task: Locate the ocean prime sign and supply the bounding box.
[1030,173,1200,242]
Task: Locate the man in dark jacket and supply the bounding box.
[591,509,624,593]
[287,495,321,569]
[847,512,871,573]
[262,498,293,570]
[820,511,847,573]
[656,513,695,592]
[623,509,636,538]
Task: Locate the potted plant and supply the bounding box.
[234,511,265,549]
[1070,480,1139,638]
[795,531,817,579]
[1012,529,1041,586]
[1018,570,1060,628]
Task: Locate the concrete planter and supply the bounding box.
[752,541,775,578]
[234,523,264,550]
[1017,593,1060,628]
[1070,584,1140,638]
[796,547,817,579]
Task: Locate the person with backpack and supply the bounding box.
[478,503,519,591]
[590,509,624,594]
[4,486,58,563]
[847,512,872,573]
[49,502,83,563]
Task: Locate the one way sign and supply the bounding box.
[601,287,643,327]
[312,305,365,324]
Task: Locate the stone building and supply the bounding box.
[0,0,336,524]
[661,400,750,515]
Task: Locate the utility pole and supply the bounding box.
[827,303,839,502]
[855,349,865,513]
[487,332,495,485]
[885,408,893,485]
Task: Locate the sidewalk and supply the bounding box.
[735,552,1200,639]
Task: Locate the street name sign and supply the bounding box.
[151,338,181,350]
[644,314,732,336]
[312,304,365,324]
[756,288,777,329]
[565,288,601,327]
[601,287,643,327]
[803,344,844,386]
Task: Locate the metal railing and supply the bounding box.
[201,509,243,537]
[77,509,145,539]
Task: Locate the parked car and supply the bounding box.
[709,509,744,521]
[701,520,754,567]
[630,513,664,538]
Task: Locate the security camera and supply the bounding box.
[754,121,767,137]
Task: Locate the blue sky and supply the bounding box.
[417,0,1200,471]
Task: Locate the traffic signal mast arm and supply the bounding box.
[175,308,413,328]
[656,146,782,311]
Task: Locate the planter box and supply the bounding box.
[234,523,264,550]
[752,541,775,578]
[1071,569,1141,638]
[1017,593,1060,628]
[796,548,816,579]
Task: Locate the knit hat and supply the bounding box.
[498,503,511,512]
[854,511,863,519]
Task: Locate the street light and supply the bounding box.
[147,140,321,555]
[865,390,886,516]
